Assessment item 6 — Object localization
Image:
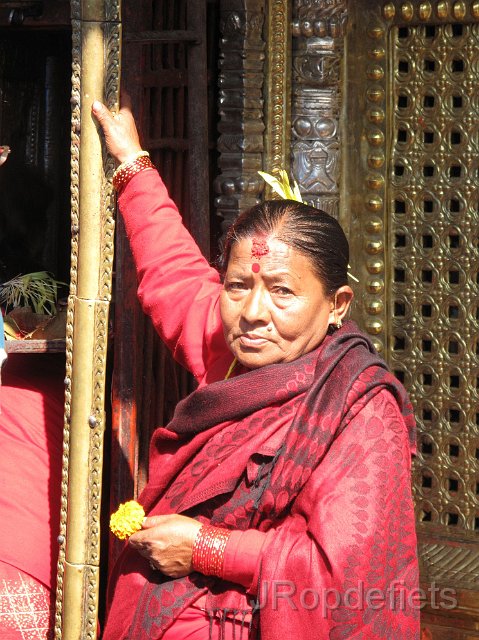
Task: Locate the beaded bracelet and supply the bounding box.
[112,151,153,192]
[191,524,232,578]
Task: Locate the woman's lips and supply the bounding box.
[239,333,269,348]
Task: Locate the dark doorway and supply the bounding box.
[0,28,71,284]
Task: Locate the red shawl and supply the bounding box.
[103,322,418,640]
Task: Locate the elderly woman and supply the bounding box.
[93,100,419,640]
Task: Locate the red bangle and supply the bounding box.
[192,524,232,578]
[112,153,154,192]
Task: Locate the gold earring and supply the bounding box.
[333,293,342,329]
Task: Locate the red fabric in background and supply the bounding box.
[0,559,54,639]
[0,353,65,590]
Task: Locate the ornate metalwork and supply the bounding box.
[292,0,347,217]
[70,0,80,20]
[344,0,479,628]
[215,0,266,237]
[54,15,80,636]
[264,0,291,178]
[70,0,120,21]
[419,541,479,590]
[389,15,479,547]
[55,1,120,638]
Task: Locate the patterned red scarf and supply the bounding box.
[103,322,416,640]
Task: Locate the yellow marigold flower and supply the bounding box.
[110,500,145,540]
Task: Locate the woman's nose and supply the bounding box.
[241,286,270,325]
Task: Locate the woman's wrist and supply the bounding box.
[112,151,154,192]
[117,149,148,165]
[191,524,232,578]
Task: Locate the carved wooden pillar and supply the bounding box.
[215,0,266,237]
[291,0,347,218]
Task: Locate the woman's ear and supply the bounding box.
[328,286,354,326]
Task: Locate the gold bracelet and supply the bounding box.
[112,151,153,192]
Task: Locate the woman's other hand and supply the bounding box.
[91,97,142,164]
[128,514,202,578]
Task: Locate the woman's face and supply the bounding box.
[219,236,352,369]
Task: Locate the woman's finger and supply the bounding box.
[141,515,167,530]
[91,100,113,129]
[91,99,142,163]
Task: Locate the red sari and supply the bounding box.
[0,353,65,639]
[102,170,420,639]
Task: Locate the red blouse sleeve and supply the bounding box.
[117,169,229,381]
[222,529,268,588]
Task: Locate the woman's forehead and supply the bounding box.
[229,236,291,262]
[227,236,316,280]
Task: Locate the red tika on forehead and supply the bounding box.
[251,237,270,259]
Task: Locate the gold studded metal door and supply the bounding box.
[344,1,479,635]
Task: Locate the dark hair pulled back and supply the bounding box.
[220,199,350,295]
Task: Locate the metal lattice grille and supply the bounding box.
[389,22,479,535]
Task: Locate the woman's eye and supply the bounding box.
[226,281,247,291]
[273,286,293,296]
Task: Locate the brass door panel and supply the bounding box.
[345,0,479,634]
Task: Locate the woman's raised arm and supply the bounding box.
[92,100,228,381]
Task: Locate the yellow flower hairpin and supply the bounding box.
[258,170,359,283]
[110,500,145,540]
[258,169,303,203]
